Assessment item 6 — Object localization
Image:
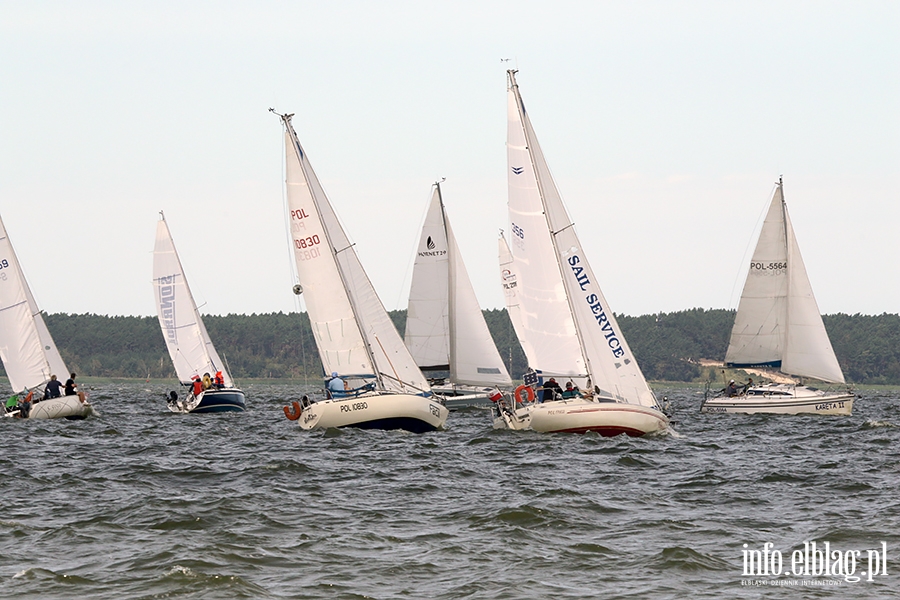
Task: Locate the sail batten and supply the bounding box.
[724,182,844,384]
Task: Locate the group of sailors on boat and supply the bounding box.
[539,378,585,402]
[723,378,754,397]
[190,371,226,396]
[3,373,86,418]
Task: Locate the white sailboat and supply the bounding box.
[701,178,853,415]
[404,181,511,409]
[493,70,669,436]
[152,212,245,413]
[273,110,448,433]
[0,213,92,420]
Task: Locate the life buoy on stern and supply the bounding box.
[514,384,535,404]
[283,401,302,421]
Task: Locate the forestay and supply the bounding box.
[280,114,429,394]
[405,185,511,387]
[0,214,68,392]
[725,182,844,383]
[506,70,657,407]
[152,214,233,387]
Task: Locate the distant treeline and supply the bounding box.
[1,309,897,384]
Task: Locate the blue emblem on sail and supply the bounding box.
[511,166,524,175]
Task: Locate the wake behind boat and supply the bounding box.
[701,178,853,415]
[492,70,669,437]
[0,214,92,420]
[274,110,448,433]
[152,212,246,414]
[404,181,512,409]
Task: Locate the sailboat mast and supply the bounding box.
[278,112,382,384]
[507,69,593,381]
[435,180,458,378]
[778,176,792,372]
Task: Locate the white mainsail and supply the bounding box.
[152,213,233,387]
[405,184,511,387]
[724,181,844,383]
[505,70,658,407]
[0,214,69,393]
[279,113,429,395]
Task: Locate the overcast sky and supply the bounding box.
[1,1,897,319]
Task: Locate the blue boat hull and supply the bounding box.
[191,389,246,413]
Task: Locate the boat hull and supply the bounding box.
[168,389,246,414]
[701,386,853,415]
[294,392,448,433]
[28,396,93,420]
[494,399,669,436]
[432,384,497,410]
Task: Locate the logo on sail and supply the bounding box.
[418,236,446,258]
[158,276,177,344]
[511,166,524,175]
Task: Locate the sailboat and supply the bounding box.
[152,212,246,413]
[0,213,92,419]
[701,178,853,415]
[404,181,512,409]
[273,109,448,433]
[493,70,669,436]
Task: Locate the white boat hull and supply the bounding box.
[493,399,669,436]
[701,385,854,415]
[432,384,497,410]
[292,392,448,433]
[27,396,93,420]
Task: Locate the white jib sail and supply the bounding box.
[499,232,529,371]
[406,184,511,387]
[153,214,233,387]
[0,214,68,392]
[507,71,657,407]
[280,113,429,394]
[725,182,844,383]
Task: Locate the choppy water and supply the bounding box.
[2,382,899,599]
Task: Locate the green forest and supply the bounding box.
[3,309,899,384]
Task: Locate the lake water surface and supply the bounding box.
[2,382,899,598]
